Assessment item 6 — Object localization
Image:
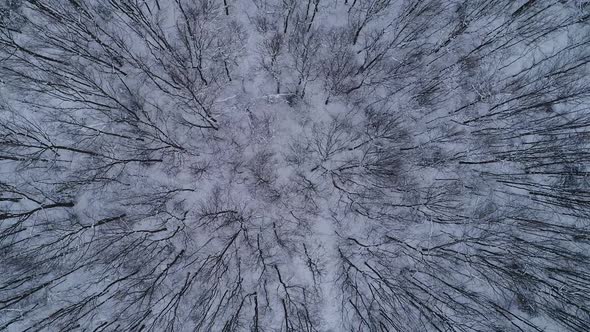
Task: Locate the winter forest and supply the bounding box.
[1,0,590,331]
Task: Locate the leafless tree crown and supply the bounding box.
[1,0,590,331]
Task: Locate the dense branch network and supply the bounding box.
[1,0,589,331]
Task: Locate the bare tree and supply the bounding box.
[1,0,589,331]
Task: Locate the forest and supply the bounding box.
[1,0,589,331]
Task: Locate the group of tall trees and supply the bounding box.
[1,0,589,331]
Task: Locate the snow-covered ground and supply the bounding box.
[1,0,589,331]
